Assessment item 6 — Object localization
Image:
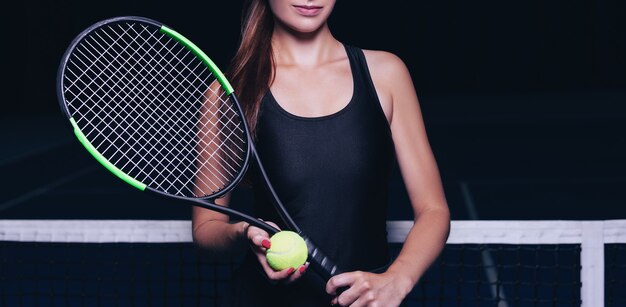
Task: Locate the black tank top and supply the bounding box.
[254,44,395,271]
[224,45,395,306]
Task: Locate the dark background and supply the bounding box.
[2,0,625,221]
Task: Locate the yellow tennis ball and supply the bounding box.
[265,231,308,271]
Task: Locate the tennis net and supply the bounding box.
[1,219,625,306]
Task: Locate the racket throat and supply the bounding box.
[250,148,301,233]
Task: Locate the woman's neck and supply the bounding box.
[271,23,341,68]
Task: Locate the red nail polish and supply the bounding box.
[262,239,271,249]
[299,266,307,274]
[287,268,295,274]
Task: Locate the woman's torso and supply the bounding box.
[225,44,395,306]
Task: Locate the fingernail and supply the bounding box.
[262,239,271,249]
[287,268,295,274]
[299,266,307,274]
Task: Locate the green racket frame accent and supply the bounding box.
[70,117,147,191]
[160,26,234,95]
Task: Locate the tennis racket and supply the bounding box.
[56,16,343,283]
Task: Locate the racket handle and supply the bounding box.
[302,236,350,297]
[301,235,342,281]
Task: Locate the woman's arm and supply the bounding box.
[191,195,249,256]
[382,50,451,289]
[192,83,253,257]
[192,79,307,282]
[192,198,308,282]
[327,51,451,306]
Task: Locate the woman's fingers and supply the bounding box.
[247,220,308,282]
[326,272,357,296]
[284,262,309,284]
[246,220,280,249]
[254,249,296,281]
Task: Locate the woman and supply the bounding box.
[192,0,450,306]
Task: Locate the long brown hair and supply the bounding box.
[227,0,275,138]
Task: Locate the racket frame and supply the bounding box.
[57,15,342,281]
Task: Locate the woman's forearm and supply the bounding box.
[192,219,248,256]
[385,207,451,292]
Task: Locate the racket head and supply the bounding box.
[57,16,252,201]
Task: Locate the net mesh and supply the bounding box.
[606,244,626,306]
[61,20,247,198]
[403,244,581,306]
[1,220,624,306]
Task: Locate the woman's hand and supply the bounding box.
[326,271,413,306]
[244,221,309,284]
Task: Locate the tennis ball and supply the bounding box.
[265,231,308,271]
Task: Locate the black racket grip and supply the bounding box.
[302,235,341,280]
[301,235,349,296]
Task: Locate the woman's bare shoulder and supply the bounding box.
[361,49,412,92]
[361,48,414,104]
[361,49,410,77]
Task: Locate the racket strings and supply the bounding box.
[63,21,248,198]
[193,99,247,195]
[70,26,208,188]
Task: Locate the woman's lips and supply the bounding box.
[293,5,323,16]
